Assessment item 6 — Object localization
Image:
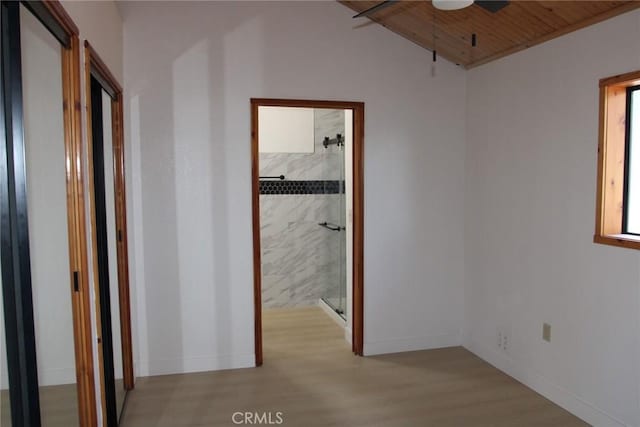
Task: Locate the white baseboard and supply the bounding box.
[39,367,77,387]
[464,339,629,427]
[364,332,460,356]
[344,327,353,346]
[136,353,255,377]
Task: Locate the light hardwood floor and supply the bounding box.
[1,383,79,426]
[121,307,587,427]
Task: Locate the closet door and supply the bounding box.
[0,10,11,424]
[0,245,10,425]
[86,43,133,426]
[0,300,9,426]
[20,6,79,425]
[0,2,95,426]
[91,77,127,425]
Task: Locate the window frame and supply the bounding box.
[594,70,640,250]
[622,84,640,236]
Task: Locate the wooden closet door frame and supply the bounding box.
[0,1,97,425]
[250,98,365,366]
[84,40,134,426]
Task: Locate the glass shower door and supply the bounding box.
[319,109,347,319]
[337,148,347,317]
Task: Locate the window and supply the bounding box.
[595,70,640,249]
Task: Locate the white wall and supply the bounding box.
[464,10,640,427]
[62,0,123,83]
[121,0,466,375]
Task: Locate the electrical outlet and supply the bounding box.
[543,323,551,342]
[497,329,509,351]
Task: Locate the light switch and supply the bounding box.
[543,323,551,342]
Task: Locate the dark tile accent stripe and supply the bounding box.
[259,180,345,195]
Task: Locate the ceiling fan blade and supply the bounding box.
[352,0,399,18]
[474,1,509,13]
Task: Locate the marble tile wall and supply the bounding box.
[260,109,345,308]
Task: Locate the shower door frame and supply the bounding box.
[250,98,365,365]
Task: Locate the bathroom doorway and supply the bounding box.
[250,99,364,365]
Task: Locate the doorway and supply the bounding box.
[250,99,364,366]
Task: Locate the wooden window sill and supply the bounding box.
[594,234,640,250]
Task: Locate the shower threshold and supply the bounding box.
[319,298,346,326]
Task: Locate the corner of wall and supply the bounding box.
[364,331,461,356]
[463,337,630,427]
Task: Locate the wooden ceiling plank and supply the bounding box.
[345,1,474,65]
[467,1,640,68]
[347,0,515,65]
[512,1,571,31]
[402,4,507,58]
[501,2,559,37]
[537,1,613,24]
[431,6,515,53]
[339,0,640,70]
[534,1,585,23]
[437,7,539,48]
[400,8,482,60]
[374,0,421,20]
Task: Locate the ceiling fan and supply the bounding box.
[352,0,510,18]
